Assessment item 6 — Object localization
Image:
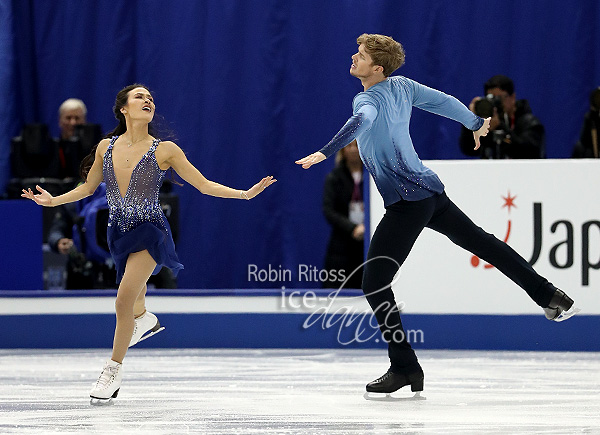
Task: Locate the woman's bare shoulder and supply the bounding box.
[156,140,184,158]
[158,140,179,151]
[97,138,111,153]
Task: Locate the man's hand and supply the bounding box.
[489,107,502,131]
[295,152,326,169]
[468,96,481,113]
[58,238,74,254]
[473,117,491,150]
[352,223,365,241]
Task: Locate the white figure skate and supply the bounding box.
[129,311,164,347]
[90,360,122,406]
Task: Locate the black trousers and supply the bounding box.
[362,191,556,375]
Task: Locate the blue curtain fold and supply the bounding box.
[0,0,18,194]
[3,0,599,288]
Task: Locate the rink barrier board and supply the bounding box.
[0,289,597,351]
[369,160,600,317]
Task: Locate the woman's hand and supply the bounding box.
[242,176,277,199]
[21,185,54,207]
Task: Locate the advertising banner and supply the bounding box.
[370,160,600,315]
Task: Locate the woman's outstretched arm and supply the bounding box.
[21,139,107,207]
[162,141,276,199]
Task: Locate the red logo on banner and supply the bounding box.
[471,191,517,268]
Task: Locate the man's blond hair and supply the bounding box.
[356,34,405,77]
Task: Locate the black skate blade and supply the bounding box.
[136,326,165,344]
[554,307,581,322]
[363,391,426,402]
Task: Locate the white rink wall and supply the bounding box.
[370,160,600,315]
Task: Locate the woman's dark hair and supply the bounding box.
[80,84,181,185]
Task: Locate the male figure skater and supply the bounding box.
[296,34,576,396]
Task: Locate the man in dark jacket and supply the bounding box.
[572,87,600,158]
[460,75,545,159]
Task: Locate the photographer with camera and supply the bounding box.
[571,87,600,158]
[459,75,545,159]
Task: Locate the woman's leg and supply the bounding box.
[363,197,435,374]
[133,284,148,318]
[426,193,555,307]
[111,250,156,363]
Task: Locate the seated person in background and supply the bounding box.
[460,75,545,159]
[571,87,600,158]
[58,98,87,140]
[57,98,87,179]
[5,98,98,197]
[47,183,116,289]
[322,140,364,289]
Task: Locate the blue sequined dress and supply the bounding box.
[103,136,183,283]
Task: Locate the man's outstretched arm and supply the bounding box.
[295,105,377,169]
[407,78,490,149]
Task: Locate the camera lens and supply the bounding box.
[474,99,494,118]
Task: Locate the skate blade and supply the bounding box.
[90,397,115,406]
[90,388,119,406]
[136,326,165,344]
[554,307,581,322]
[363,391,426,402]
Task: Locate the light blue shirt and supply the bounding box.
[319,76,484,206]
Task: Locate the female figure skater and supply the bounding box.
[22,84,276,404]
[296,34,577,398]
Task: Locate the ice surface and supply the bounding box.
[0,349,598,434]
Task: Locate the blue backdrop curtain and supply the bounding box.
[0,0,18,195]
[2,0,599,288]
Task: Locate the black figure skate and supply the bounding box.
[544,288,580,322]
[363,369,425,401]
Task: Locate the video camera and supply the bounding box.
[474,94,503,119]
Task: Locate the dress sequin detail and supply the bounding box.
[103,137,168,233]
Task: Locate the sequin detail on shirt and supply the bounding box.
[103,136,167,233]
[319,113,366,158]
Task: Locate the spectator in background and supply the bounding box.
[459,75,545,159]
[571,87,600,158]
[50,98,87,249]
[57,98,87,179]
[47,183,116,289]
[48,202,77,255]
[322,140,364,289]
[48,98,117,289]
[59,98,87,140]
